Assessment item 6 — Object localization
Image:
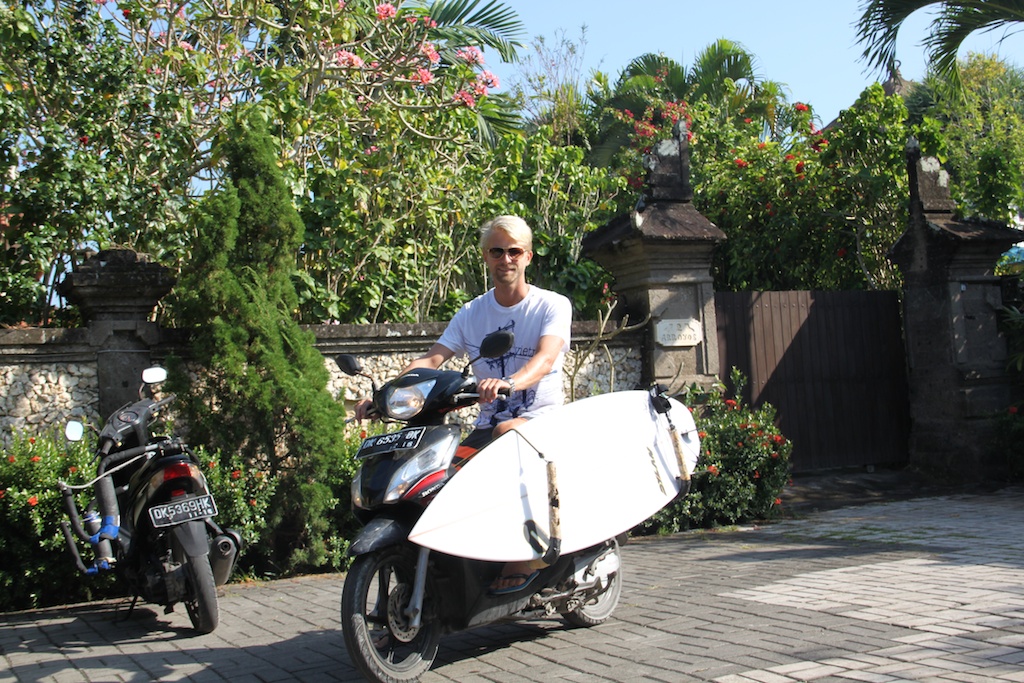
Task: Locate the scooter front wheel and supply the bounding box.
[341,549,440,683]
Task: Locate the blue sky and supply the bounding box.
[484,0,1024,125]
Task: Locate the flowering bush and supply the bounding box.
[0,429,116,611]
[195,448,279,573]
[639,368,793,534]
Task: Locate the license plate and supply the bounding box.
[149,494,218,528]
[357,427,427,459]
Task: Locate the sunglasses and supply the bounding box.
[487,246,527,260]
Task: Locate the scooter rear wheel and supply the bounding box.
[342,549,440,683]
[171,538,219,634]
[562,540,623,628]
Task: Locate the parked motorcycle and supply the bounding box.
[336,331,645,682]
[58,366,241,634]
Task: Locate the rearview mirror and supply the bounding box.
[142,366,168,384]
[479,330,514,359]
[335,354,363,376]
[65,421,84,442]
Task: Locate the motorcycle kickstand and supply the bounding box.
[117,594,141,622]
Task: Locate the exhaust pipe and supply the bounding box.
[208,530,242,586]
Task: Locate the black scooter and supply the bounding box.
[59,367,241,633]
[337,331,627,682]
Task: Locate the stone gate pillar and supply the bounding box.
[582,122,726,394]
[57,249,176,418]
[889,139,1020,476]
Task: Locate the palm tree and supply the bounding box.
[856,0,1024,94]
[588,39,786,165]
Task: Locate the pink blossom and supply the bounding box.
[334,50,364,68]
[453,90,476,108]
[376,3,397,20]
[178,41,194,51]
[420,42,440,64]
[456,46,484,65]
[479,70,499,89]
[414,68,433,85]
[337,0,346,8]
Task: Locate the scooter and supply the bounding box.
[336,331,637,682]
[58,366,241,634]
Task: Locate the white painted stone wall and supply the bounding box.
[1,333,642,447]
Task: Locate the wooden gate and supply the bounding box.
[715,291,910,473]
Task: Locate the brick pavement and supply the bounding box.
[2,488,1023,682]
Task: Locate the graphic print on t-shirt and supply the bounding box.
[482,320,536,423]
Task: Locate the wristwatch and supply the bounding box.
[501,376,516,393]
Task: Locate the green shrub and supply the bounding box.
[195,447,279,574]
[0,429,117,611]
[640,368,793,534]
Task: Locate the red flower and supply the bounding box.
[28,437,35,444]
[772,434,785,444]
[208,460,217,468]
[698,431,707,439]
[724,399,737,409]
[795,161,805,173]
[707,464,719,476]
[28,495,38,507]
[250,499,258,507]
[30,456,40,463]
[794,102,809,112]
[773,497,782,506]
[734,158,749,168]
[754,470,760,479]
[784,154,796,161]
[7,456,14,463]
[1010,406,1019,415]
[837,247,848,258]
[231,470,242,480]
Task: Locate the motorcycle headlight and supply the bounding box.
[350,467,364,509]
[384,379,436,420]
[384,431,459,503]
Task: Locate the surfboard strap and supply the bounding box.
[649,386,692,493]
[511,429,562,565]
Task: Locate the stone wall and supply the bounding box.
[0,322,642,447]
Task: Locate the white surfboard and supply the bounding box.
[407,390,700,562]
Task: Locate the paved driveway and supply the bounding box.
[3,488,1024,682]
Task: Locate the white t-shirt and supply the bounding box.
[437,285,572,429]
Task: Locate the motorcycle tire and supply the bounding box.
[562,541,623,628]
[341,549,440,683]
[171,538,219,634]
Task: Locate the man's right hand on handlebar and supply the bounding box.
[353,398,379,422]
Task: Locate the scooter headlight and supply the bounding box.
[384,431,459,503]
[384,379,436,420]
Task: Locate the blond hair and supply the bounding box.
[479,215,533,251]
